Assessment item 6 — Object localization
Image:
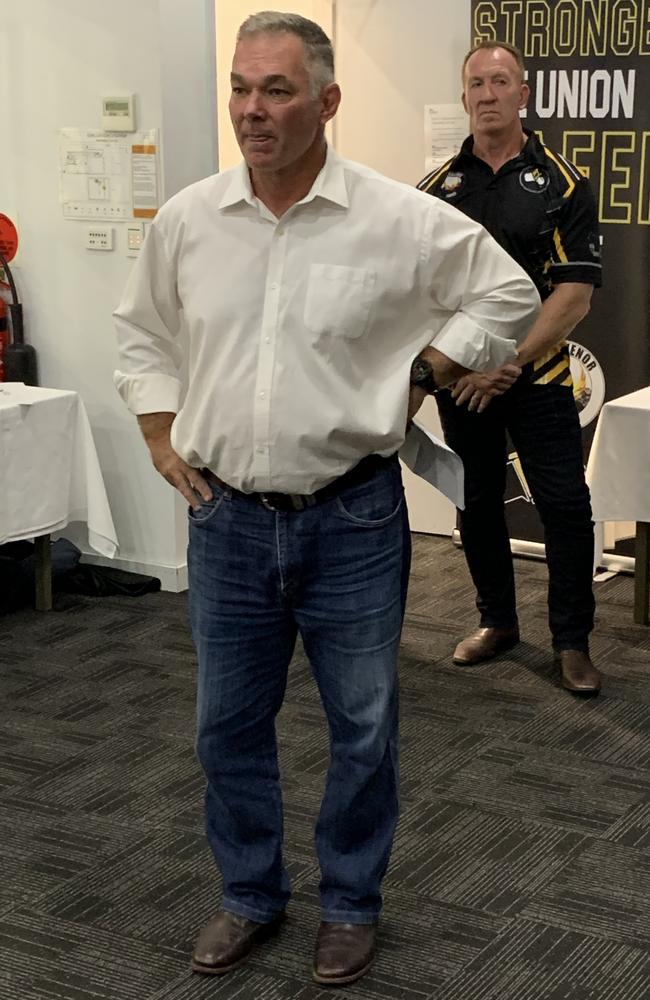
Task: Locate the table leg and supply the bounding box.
[34,534,52,611]
[634,522,650,626]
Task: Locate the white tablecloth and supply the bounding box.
[587,386,650,532]
[0,382,118,557]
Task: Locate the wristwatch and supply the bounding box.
[410,357,440,395]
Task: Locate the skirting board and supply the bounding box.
[79,552,188,593]
[451,529,635,574]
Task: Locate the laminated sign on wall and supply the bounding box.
[58,129,159,221]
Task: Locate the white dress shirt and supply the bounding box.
[114,147,539,493]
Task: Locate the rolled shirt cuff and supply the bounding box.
[430,316,518,372]
[113,370,182,415]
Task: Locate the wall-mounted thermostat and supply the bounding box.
[102,94,136,131]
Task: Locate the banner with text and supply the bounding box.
[470,0,650,547]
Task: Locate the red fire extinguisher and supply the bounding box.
[0,214,38,386]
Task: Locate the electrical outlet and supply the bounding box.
[126,223,145,257]
[85,226,114,251]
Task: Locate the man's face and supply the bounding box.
[462,48,529,136]
[229,32,337,173]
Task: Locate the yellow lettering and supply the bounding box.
[639,132,650,223]
[554,0,579,55]
[473,1,498,44]
[581,0,608,55]
[600,131,635,223]
[640,0,650,53]
[611,0,638,56]
[501,1,524,45]
[525,1,551,56]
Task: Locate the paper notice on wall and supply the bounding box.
[131,141,159,219]
[58,129,159,221]
[424,104,467,174]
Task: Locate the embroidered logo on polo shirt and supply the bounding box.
[442,172,464,196]
[519,167,550,193]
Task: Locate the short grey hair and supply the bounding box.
[237,11,335,96]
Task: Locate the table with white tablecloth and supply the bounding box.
[586,386,650,625]
[0,382,118,609]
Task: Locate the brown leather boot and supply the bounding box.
[191,910,284,975]
[452,626,520,665]
[312,921,377,986]
[556,650,601,694]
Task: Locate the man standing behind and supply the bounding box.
[114,14,538,986]
[419,40,602,694]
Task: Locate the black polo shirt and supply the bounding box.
[418,129,602,385]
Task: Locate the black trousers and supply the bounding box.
[436,380,595,651]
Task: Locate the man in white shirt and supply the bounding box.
[114,11,539,987]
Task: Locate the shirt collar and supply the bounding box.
[456,128,546,169]
[217,144,349,212]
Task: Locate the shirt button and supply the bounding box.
[259,391,265,398]
[270,282,278,291]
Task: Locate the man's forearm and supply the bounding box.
[137,411,176,449]
[515,282,593,367]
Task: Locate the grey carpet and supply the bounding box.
[1,533,650,1000]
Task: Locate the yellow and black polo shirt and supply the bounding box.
[418,129,602,386]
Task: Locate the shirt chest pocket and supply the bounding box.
[303,263,376,340]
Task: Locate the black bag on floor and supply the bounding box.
[55,564,161,597]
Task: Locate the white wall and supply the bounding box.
[0,0,217,589]
[334,0,471,534]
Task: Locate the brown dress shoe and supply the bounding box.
[556,650,601,694]
[191,910,284,975]
[452,626,520,665]
[313,921,377,986]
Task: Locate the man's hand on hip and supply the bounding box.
[137,412,212,510]
[451,363,521,412]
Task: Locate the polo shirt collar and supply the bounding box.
[456,127,546,169]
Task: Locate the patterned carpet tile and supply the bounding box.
[511,698,650,767]
[521,839,650,948]
[0,909,186,1000]
[427,739,650,833]
[0,802,143,910]
[386,798,589,916]
[437,919,650,1000]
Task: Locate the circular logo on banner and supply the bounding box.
[0,214,19,262]
[567,341,606,427]
[519,167,550,193]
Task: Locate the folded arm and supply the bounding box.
[451,282,593,412]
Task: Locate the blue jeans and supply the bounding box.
[437,381,595,651]
[188,456,410,925]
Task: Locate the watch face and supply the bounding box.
[412,359,432,384]
[411,358,437,393]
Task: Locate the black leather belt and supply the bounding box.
[204,453,396,513]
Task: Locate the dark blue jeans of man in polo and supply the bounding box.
[436,380,595,651]
[188,455,411,926]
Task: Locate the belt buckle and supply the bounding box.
[258,492,316,511]
[259,493,280,511]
